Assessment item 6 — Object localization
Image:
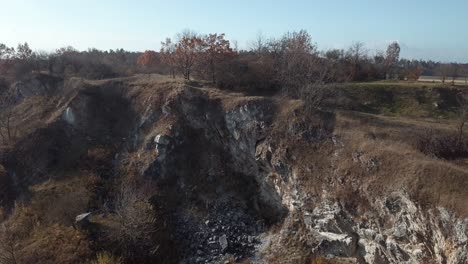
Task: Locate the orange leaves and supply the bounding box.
[203,33,234,83]
[173,33,204,80]
[137,50,158,68]
[158,32,237,80]
[204,33,234,59]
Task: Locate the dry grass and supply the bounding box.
[90,252,122,264]
[333,111,468,216]
[0,206,93,264]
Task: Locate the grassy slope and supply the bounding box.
[339,81,468,119]
[328,81,468,217]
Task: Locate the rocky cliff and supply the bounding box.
[1,74,467,264]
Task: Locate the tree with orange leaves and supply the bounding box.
[137,50,158,68]
[203,33,234,84]
[406,65,423,81]
[174,31,204,80]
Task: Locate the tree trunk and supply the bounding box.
[0,129,5,145]
[457,121,465,147]
[6,113,11,142]
[212,65,216,84]
[210,58,216,84]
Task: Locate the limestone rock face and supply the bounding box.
[3,75,466,264]
[269,190,468,264]
[154,134,172,157]
[75,212,92,229]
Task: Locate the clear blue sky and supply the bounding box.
[1,0,467,62]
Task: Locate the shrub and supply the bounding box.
[91,252,122,264]
[0,165,14,208]
[310,256,326,264]
[103,182,160,262]
[0,223,17,264]
[416,129,468,159]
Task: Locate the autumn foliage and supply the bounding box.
[203,33,234,83]
[174,32,204,81]
[159,32,235,81]
[406,65,423,81]
[137,50,158,68]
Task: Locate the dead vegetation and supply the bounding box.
[0,87,19,145]
[102,181,160,261]
[332,111,468,216]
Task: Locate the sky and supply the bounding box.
[1,0,467,62]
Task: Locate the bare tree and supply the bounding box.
[275,30,321,96]
[0,44,15,61]
[0,44,15,75]
[160,38,177,78]
[324,49,348,82]
[106,182,159,260]
[0,88,18,145]
[450,63,460,85]
[384,42,401,79]
[0,223,18,264]
[16,43,33,60]
[456,93,468,147]
[262,30,334,110]
[347,42,367,81]
[436,64,451,84]
[462,66,468,85]
[298,83,335,113]
[251,31,267,54]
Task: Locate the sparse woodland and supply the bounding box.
[1,31,467,94]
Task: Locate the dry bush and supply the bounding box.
[5,204,38,239]
[90,252,122,264]
[334,113,468,216]
[298,83,337,113]
[17,225,92,264]
[0,165,14,209]
[26,177,91,226]
[103,182,162,262]
[416,129,468,159]
[0,88,18,145]
[334,186,372,217]
[310,256,326,264]
[0,223,18,264]
[456,92,468,146]
[0,218,92,264]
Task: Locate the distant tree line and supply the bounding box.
[0,43,140,83]
[1,30,468,95]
